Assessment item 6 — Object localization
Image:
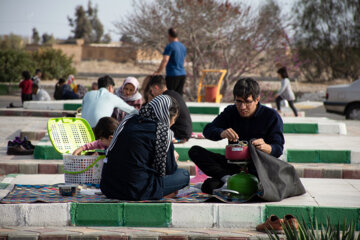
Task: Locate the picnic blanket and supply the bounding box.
[0,184,211,204]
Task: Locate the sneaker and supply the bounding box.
[13,137,23,144]
[21,136,35,150]
[201,178,224,194]
[7,140,19,147]
[7,144,34,155]
[283,214,299,230]
[256,215,283,233]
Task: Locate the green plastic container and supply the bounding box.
[227,171,259,200]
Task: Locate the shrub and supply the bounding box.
[266,217,360,240]
[0,49,35,85]
[31,48,76,79]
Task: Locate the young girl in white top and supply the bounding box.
[274,67,298,117]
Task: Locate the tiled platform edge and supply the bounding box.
[0,202,359,230]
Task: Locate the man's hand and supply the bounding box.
[252,138,272,154]
[220,128,239,142]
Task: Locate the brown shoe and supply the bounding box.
[283,214,299,230]
[256,215,283,232]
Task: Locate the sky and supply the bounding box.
[0,0,293,42]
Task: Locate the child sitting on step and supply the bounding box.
[72,117,119,155]
[113,77,143,122]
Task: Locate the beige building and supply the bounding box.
[26,39,162,63]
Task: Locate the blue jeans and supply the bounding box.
[162,168,190,196]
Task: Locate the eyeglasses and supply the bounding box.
[234,99,254,106]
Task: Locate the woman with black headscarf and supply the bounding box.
[100,95,190,200]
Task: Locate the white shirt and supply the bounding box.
[277,78,295,101]
[82,88,138,128]
[32,88,51,101]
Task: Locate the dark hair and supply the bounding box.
[277,67,289,78]
[58,78,66,84]
[233,78,260,100]
[148,75,166,88]
[35,69,41,74]
[168,28,178,38]
[98,75,115,89]
[93,117,119,139]
[22,71,31,80]
[168,96,180,120]
[32,83,39,89]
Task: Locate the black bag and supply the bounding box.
[248,142,306,202]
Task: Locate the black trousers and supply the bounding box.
[21,93,32,103]
[275,96,298,117]
[165,75,186,96]
[189,146,253,180]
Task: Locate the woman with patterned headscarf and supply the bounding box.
[100,95,190,200]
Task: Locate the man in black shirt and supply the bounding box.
[188,78,284,194]
[148,75,192,142]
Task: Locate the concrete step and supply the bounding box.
[192,121,346,134]
[31,135,360,164]
[0,175,359,229]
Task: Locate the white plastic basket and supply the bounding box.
[63,154,104,185]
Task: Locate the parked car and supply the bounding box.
[324,79,360,120]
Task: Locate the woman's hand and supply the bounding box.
[252,138,272,154]
[72,146,84,156]
[174,150,179,161]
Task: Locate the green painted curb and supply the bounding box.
[0,183,9,189]
[33,145,62,160]
[123,203,171,227]
[287,150,351,164]
[192,122,208,133]
[71,203,171,227]
[192,122,319,134]
[71,203,124,226]
[175,147,225,161]
[265,205,314,226]
[283,123,318,134]
[188,106,219,115]
[314,207,360,230]
[64,103,82,111]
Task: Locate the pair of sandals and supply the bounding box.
[256,214,299,233]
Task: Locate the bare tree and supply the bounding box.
[115,0,288,96]
[292,0,360,82]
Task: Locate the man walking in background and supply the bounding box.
[153,28,187,96]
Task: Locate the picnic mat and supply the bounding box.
[0,184,211,204]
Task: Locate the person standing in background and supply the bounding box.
[153,28,187,96]
[32,69,42,86]
[274,67,298,117]
[19,71,33,103]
